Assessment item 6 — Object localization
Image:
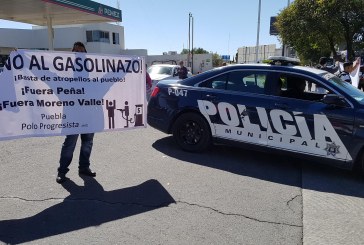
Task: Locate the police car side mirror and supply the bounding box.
[322,94,347,108]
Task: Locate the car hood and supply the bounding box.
[157,79,181,85]
[149,73,174,81]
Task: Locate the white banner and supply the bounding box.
[0,50,146,140]
[351,59,361,88]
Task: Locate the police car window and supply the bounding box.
[326,75,364,104]
[199,74,228,89]
[278,74,329,101]
[226,71,266,94]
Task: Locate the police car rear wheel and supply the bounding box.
[172,113,211,152]
[355,151,364,175]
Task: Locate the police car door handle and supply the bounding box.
[274,102,291,110]
[204,94,218,101]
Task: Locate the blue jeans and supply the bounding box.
[58,133,94,174]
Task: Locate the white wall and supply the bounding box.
[0,29,38,50]
[53,27,86,50]
[147,53,213,74]
[121,49,148,56]
[237,44,277,63]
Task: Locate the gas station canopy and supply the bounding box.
[0,0,122,50]
[0,0,122,25]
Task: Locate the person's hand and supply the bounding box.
[354,57,361,67]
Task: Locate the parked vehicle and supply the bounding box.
[147,62,364,172]
[147,64,192,90]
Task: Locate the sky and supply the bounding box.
[0,0,291,59]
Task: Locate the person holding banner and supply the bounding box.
[56,42,96,183]
[338,58,360,85]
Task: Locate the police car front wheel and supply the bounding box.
[172,112,212,152]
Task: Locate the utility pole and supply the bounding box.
[255,0,261,63]
[116,0,121,25]
[188,12,191,68]
[191,14,194,74]
[282,0,291,56]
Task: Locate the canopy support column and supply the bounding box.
[47,15,54,50]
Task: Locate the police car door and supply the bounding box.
[198,70,269,146]
[267,73,353,162]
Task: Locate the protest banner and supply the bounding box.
[0,49,146,140]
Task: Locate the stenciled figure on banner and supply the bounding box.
[106,99,116,129]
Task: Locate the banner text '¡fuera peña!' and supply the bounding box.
[4,54,143,74]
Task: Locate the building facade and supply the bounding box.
[0,23,125,70]
[237,44,279,64]
[0,23,212,74]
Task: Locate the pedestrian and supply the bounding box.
[315,57,340,92]
[178,61,188,79]
[316,57,340,75]
[56,41,96,184]
[338,58,360,84]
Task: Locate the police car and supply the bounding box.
[147,62,364,172]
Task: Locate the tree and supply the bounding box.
[181,48,222,67]
[330,0,364,60]
[276,0,364,62]
[181,49,189,54]
[193,48,209,54]
[212,53,223,67]
[180,47,209,54]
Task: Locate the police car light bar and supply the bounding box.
[267,56,301,66]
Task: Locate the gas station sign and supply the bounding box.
[43,0,122,21]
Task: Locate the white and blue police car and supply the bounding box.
[147,61,364,172]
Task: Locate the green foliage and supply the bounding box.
[212,53,223,67]
[276,0,364,62]
[181,48,222,67]
[193,47,209,54]
[180,47,209,54]
[180,49,189,54]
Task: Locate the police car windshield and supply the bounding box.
[147,66,173,75]
[324,73,364,104]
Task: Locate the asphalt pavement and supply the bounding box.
[0,127,364,244]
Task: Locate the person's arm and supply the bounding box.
[332,61,340,73]
[352,57,361,71]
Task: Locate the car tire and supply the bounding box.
[172,112,212,152]
[354,150,364,175]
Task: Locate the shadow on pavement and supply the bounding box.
[0,178,175,244]
[152,136,364,198]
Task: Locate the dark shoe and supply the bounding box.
[56,173,68,183]
[79,168,96,177]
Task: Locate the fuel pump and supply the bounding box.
[134,104,144,126]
